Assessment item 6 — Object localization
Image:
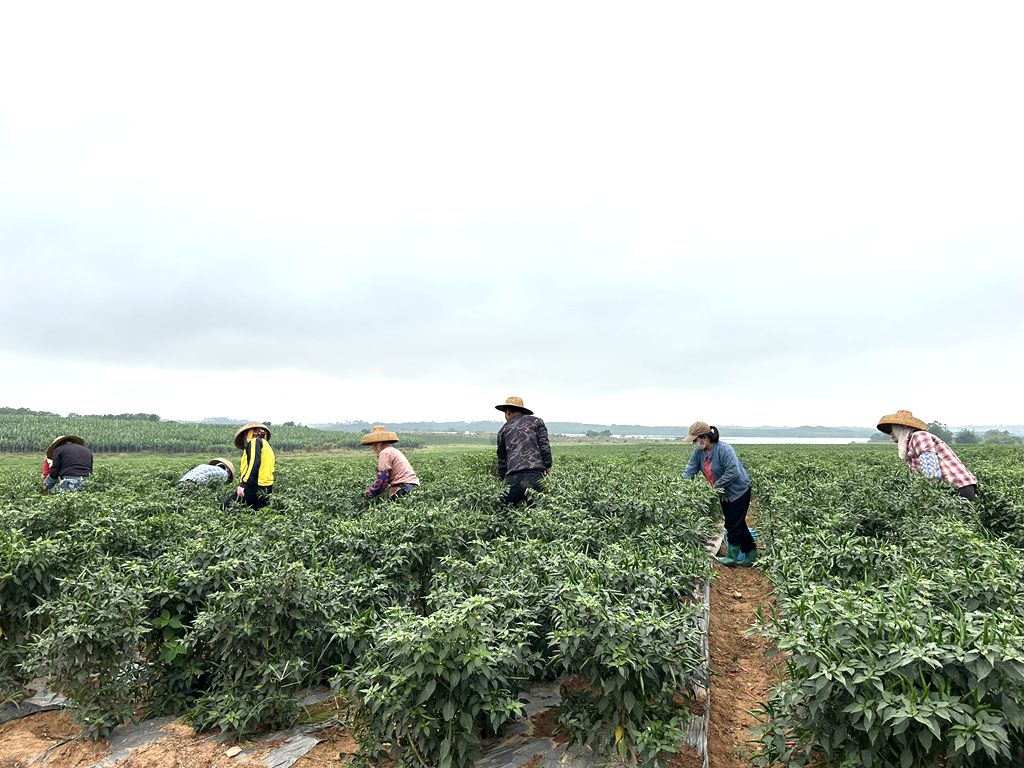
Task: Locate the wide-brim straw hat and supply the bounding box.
[877,410,928,434]
[495,396,534,415]
[361,425,399,444]
[683,421,712,443]
[46,435,85,459]
[234,422,271,450]
[210,458,236,482]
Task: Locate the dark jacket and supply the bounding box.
[50,442,94,480]
[497,415,552,479]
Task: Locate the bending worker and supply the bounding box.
[877,410,977,500]
[225,422,275,510]
[361,425,420,500]
[179,458,236,487]
[44,435,94,493]
[495,395,552,504]
[682,421,756,567]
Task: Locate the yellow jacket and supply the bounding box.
[239,437,275,488]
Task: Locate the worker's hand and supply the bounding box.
[544,468,552,476]
[235,485,245,498]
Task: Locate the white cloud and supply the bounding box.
[2,1,1023,425]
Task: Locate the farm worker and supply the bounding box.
[44,435,93,492]
[877,410,977,500]
[495,396,552,504]
[682,422,756,567]
[179,458,235,487]
[361,426,420,500]
[224,422,275,510]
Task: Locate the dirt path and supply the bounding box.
[0,711,357,768]
[705,512,784,768]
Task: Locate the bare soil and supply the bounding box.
[0,710,107,768]
[706,509,785,768]
[528,706,570,744]
[0,711,359,768]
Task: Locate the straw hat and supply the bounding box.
[209,458,236,482]
[46,435,85,459]
[495,396,534,415]
[234,422,271,450]
[877,410,928,434]
[683,421,712,443]
[361,425,399,444]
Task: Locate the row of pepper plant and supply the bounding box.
[747,445,1024,768]
[0,446,717,767]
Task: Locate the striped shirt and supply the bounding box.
[905,432,976,488]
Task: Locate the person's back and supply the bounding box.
[179,459,233,487]
[497,414,551,477]
[51,441,93,480]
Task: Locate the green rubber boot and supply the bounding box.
[735,548,758,567]
[717,544,741,566]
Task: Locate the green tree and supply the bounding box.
[954,428,979,444]
[927,421,953,443]
[983,429,1022,445]
[868,432,890,443]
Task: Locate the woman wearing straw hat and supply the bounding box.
[495,396,552,504]
[44,435,93,492]
[179,458,236,487]
[877,410,977,500]
[682,422,756,567]
[361,426,420,500]
[224,422,275,510]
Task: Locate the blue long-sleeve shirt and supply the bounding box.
[682,441,750,502]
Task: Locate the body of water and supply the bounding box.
[720,436,872,445]
[561,435,874,444]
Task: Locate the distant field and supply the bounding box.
[0,413,365,454]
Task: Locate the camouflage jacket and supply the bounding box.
[497,415,552,478]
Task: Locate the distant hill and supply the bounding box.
[313,420,883,438]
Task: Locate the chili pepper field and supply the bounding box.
[1,444,1023,768]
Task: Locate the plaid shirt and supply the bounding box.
[906,432,977,488]
[179,463,229,484]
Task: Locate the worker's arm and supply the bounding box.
[537,421,552,470]
[366,469,391,498]
[681,449,701,479]
[496,430,507,479]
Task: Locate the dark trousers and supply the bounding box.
[223,485,272,510]
[957,484,977,501]
[501,470,545,504]
[722,487,755,554]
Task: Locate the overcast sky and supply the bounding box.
[2,2,1022,428]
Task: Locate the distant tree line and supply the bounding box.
[1,407,160,421]
[870,421,1022,445]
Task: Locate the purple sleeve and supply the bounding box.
[367,469,391,498]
